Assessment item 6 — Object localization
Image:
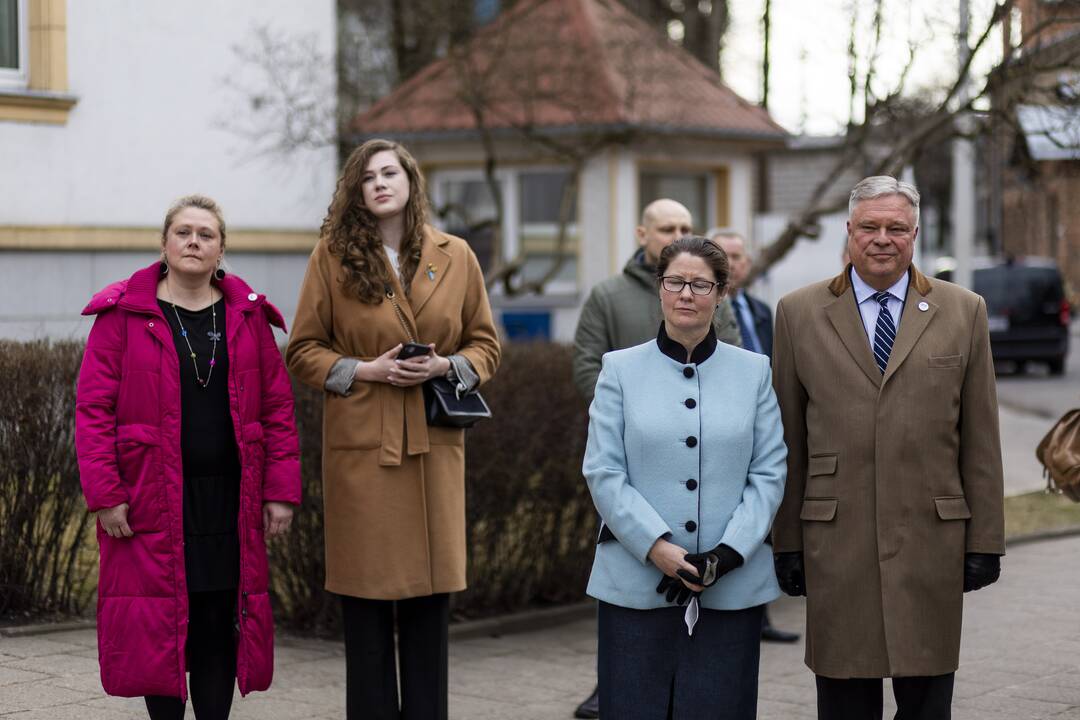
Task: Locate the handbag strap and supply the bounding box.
[385,285,417,344]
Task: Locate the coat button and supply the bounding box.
[686,478,698,491]
[685,520,697,532]
[683,366,694,378]
[148,322,154,328]
[685,436,697,448]
[685,398,696,409]
[248,293,258,301]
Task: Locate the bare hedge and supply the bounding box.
[0,341,96,621]
[0,340,597,631]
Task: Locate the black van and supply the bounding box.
[971,258,1071,374]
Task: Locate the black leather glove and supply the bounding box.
[656,574,699,606]
[678,544,743,588]
[963,552,1001,592]
[774,552,806,597]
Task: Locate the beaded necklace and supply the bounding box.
[166,282,219,388]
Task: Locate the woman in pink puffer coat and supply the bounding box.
[75,195,301,720]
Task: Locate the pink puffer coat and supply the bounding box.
[75,263,301,700]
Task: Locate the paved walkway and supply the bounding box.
[2,533,1079,718]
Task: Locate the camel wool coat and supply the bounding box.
[286,227,500,600]
[771,265,1005,679]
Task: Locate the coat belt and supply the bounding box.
[378,383,430,466]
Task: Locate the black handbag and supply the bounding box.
[386,286,492,428]
[423,376,492,428]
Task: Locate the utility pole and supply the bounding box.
[950,0,976,288]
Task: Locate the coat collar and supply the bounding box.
[656,321,717,365]
[827,263,932,297]
[383,225,453,338]
[84,262,285,331]
[824,264,937,387]
[622,248,657,290]
[408,225,453,316]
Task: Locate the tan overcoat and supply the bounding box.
[771,266,1005,679]
[285,227,500,600]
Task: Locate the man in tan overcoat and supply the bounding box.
[771,176,1005,720]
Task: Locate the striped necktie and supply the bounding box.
[872,291,895,374]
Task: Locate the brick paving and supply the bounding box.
[1,533,1078,718]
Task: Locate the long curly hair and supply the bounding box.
[322,139,429,304]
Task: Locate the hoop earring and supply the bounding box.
[159,260,169,276]
[214,258,225,280]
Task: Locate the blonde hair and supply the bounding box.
[162,194,227,248]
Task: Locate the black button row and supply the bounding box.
[686,478,697,491]
[683,366,695,378]
[685,520,697,532]
[685,436,697,448]
[684,398,696,409]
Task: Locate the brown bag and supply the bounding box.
[1035,409,1080,502]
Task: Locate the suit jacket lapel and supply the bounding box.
[408,226,453,317]
[825,287,882,388]
[882,282,936,384]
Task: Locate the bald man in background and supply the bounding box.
[572,199,741,403]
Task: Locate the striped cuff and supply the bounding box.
[325,357,361,396]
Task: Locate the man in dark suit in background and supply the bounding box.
[709,227,799,644]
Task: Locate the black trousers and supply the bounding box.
[145,589,237,720]
[815,673,955,720]
[341,592,450,720]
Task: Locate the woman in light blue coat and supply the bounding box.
[583,235,787,720]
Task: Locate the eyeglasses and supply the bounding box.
[660,276,719,295]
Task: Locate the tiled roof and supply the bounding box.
[352,0,786,142]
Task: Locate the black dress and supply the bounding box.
[157,298,241,593]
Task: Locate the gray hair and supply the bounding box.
[704,227,745,243]
[848,176,920,226]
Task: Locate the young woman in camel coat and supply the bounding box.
[286,139,500,720]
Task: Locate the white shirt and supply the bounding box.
[383,244,400,274]
[851,266,908,348]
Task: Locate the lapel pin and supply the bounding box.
[427,263,437,281]
[918,301,929,312]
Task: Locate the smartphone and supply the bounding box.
[397,342,432,360]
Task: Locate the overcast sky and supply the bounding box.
[718,0,1006,135]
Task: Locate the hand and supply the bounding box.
[649,538,705,605]
[963,552,1001,592]
[355,345,403,384]
[774,552,806,596]
[389,344,451,387]
[263,502,294,537]
[680,544,743,588]
[656,575,700,606]
[97,503,133,538]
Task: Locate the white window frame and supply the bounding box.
[430,165,580,295]
[0,0,29,90]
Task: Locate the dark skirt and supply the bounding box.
[597,601,763,720]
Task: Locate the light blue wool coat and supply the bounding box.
[583,338,787,611]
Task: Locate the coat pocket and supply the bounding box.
[325,385,382,450]
[800,498,838,522]
[929,354,962,368]
[934,495,971,520]
[115,423,165,532]
[808,454,838,476]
